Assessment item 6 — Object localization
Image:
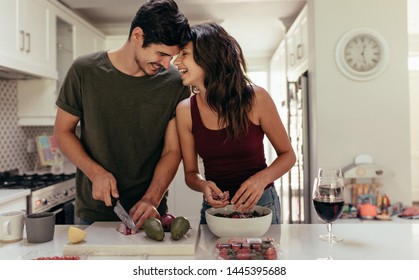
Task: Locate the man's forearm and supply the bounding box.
[141,149,182,207]
[55,131,105,181]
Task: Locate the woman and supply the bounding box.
[174,22,296,224]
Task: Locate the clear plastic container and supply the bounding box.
[21,250,88,260]
[214,237,278,260]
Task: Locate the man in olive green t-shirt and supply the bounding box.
[54,0,190,230]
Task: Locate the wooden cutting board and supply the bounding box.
[63,219,200,257]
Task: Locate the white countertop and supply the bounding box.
[0,189,30,205]
[1,222,418,260]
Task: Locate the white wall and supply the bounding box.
[410,70,419,201]
[409,13,419,201]
[307,0,412,205]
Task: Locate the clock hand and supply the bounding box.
[361,44,367,64]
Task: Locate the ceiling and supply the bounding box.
[57,0,307,69]
[57,0,418,69]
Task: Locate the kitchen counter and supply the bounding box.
[0,189,30,205]
[0,189,30,213]
[1,222,418,260]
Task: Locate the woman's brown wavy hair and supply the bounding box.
[190,22,255,140]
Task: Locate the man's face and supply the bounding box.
[135,43,180,76]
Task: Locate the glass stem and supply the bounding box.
[327,223,333,259]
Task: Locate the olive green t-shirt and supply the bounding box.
[56,51,190,222]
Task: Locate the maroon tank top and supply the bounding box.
[190,94,268,197]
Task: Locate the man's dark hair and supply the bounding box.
[129,0,190,47]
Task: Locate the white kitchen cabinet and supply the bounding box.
[286,4,308,82]
[270,40,288,108]
[74,22,105,58]
[0,190,30,213]
[17,78,58,126]
[0,197,27,213]
[17,0,105,126]
[0,0,57,79]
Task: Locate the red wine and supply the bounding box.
[313,198,344,222]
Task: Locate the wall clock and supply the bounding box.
[335,28,389,81]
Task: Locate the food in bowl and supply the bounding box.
[213,210,264,219]
[205,205,272,238]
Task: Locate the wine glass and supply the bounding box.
[315,167,345,242]
[312,171,345,259]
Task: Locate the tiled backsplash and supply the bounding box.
[0,79,54,173]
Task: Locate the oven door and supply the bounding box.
[48,200,75,224]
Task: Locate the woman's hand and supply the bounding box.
[203,181,230,208]
[231,177,265,212]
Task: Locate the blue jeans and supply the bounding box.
[78,219,93,225]
[200,185,281,224]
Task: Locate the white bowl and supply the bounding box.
[205,205,272,238]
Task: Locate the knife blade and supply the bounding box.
[111,198,137,230]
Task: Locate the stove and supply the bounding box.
[0,171,76,214]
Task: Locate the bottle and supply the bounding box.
[381,194,389,215]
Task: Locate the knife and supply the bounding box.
[111,198,137,230]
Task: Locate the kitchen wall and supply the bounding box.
[306,0,411,206]
[410,69,419,200]
[0,79,53,173]
[408,1,419,201]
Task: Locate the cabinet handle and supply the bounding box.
[26,32,31,53]
[20,30,25,51]
[297,44,303,59]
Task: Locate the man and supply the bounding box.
[54,0,190,230]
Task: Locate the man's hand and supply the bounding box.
[90,170,119,206]
[129,199,160,229]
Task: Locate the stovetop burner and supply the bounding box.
[0,172,76,191]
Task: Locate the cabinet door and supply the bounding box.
[294,16,308,74]
[0,1,20,58]
[19,0,56,74]
[286,4,308,81]
[286,34,295,72]
[74,23,105,58]
[0,0,56,79]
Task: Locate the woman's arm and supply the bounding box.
[175,99,228,207]
[231,86,296,211]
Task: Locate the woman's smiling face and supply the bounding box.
[174,42,206,89]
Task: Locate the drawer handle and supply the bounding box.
[20,30,25,51]
[297,44,303,59]
[26,32,31,53]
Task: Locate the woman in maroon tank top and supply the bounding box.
[174,22,296,224]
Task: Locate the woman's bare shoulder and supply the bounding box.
[252,85,273,106]
[177,96,191,110]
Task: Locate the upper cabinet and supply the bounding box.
[286,4,308,82]
[0,0,57,79]
[16,0,105,126]
[270,40,288,109]
[74,22,105,58]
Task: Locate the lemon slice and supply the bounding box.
[68,226,87,244]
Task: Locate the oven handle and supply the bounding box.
[51,208,63,215]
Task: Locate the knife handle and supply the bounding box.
[111,198,117,207]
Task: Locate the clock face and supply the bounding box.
[344,35,381,72]
[335,28,389,81]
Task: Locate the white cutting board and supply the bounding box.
[63,219,200,257]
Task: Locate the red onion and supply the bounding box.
[160,213,176,232]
